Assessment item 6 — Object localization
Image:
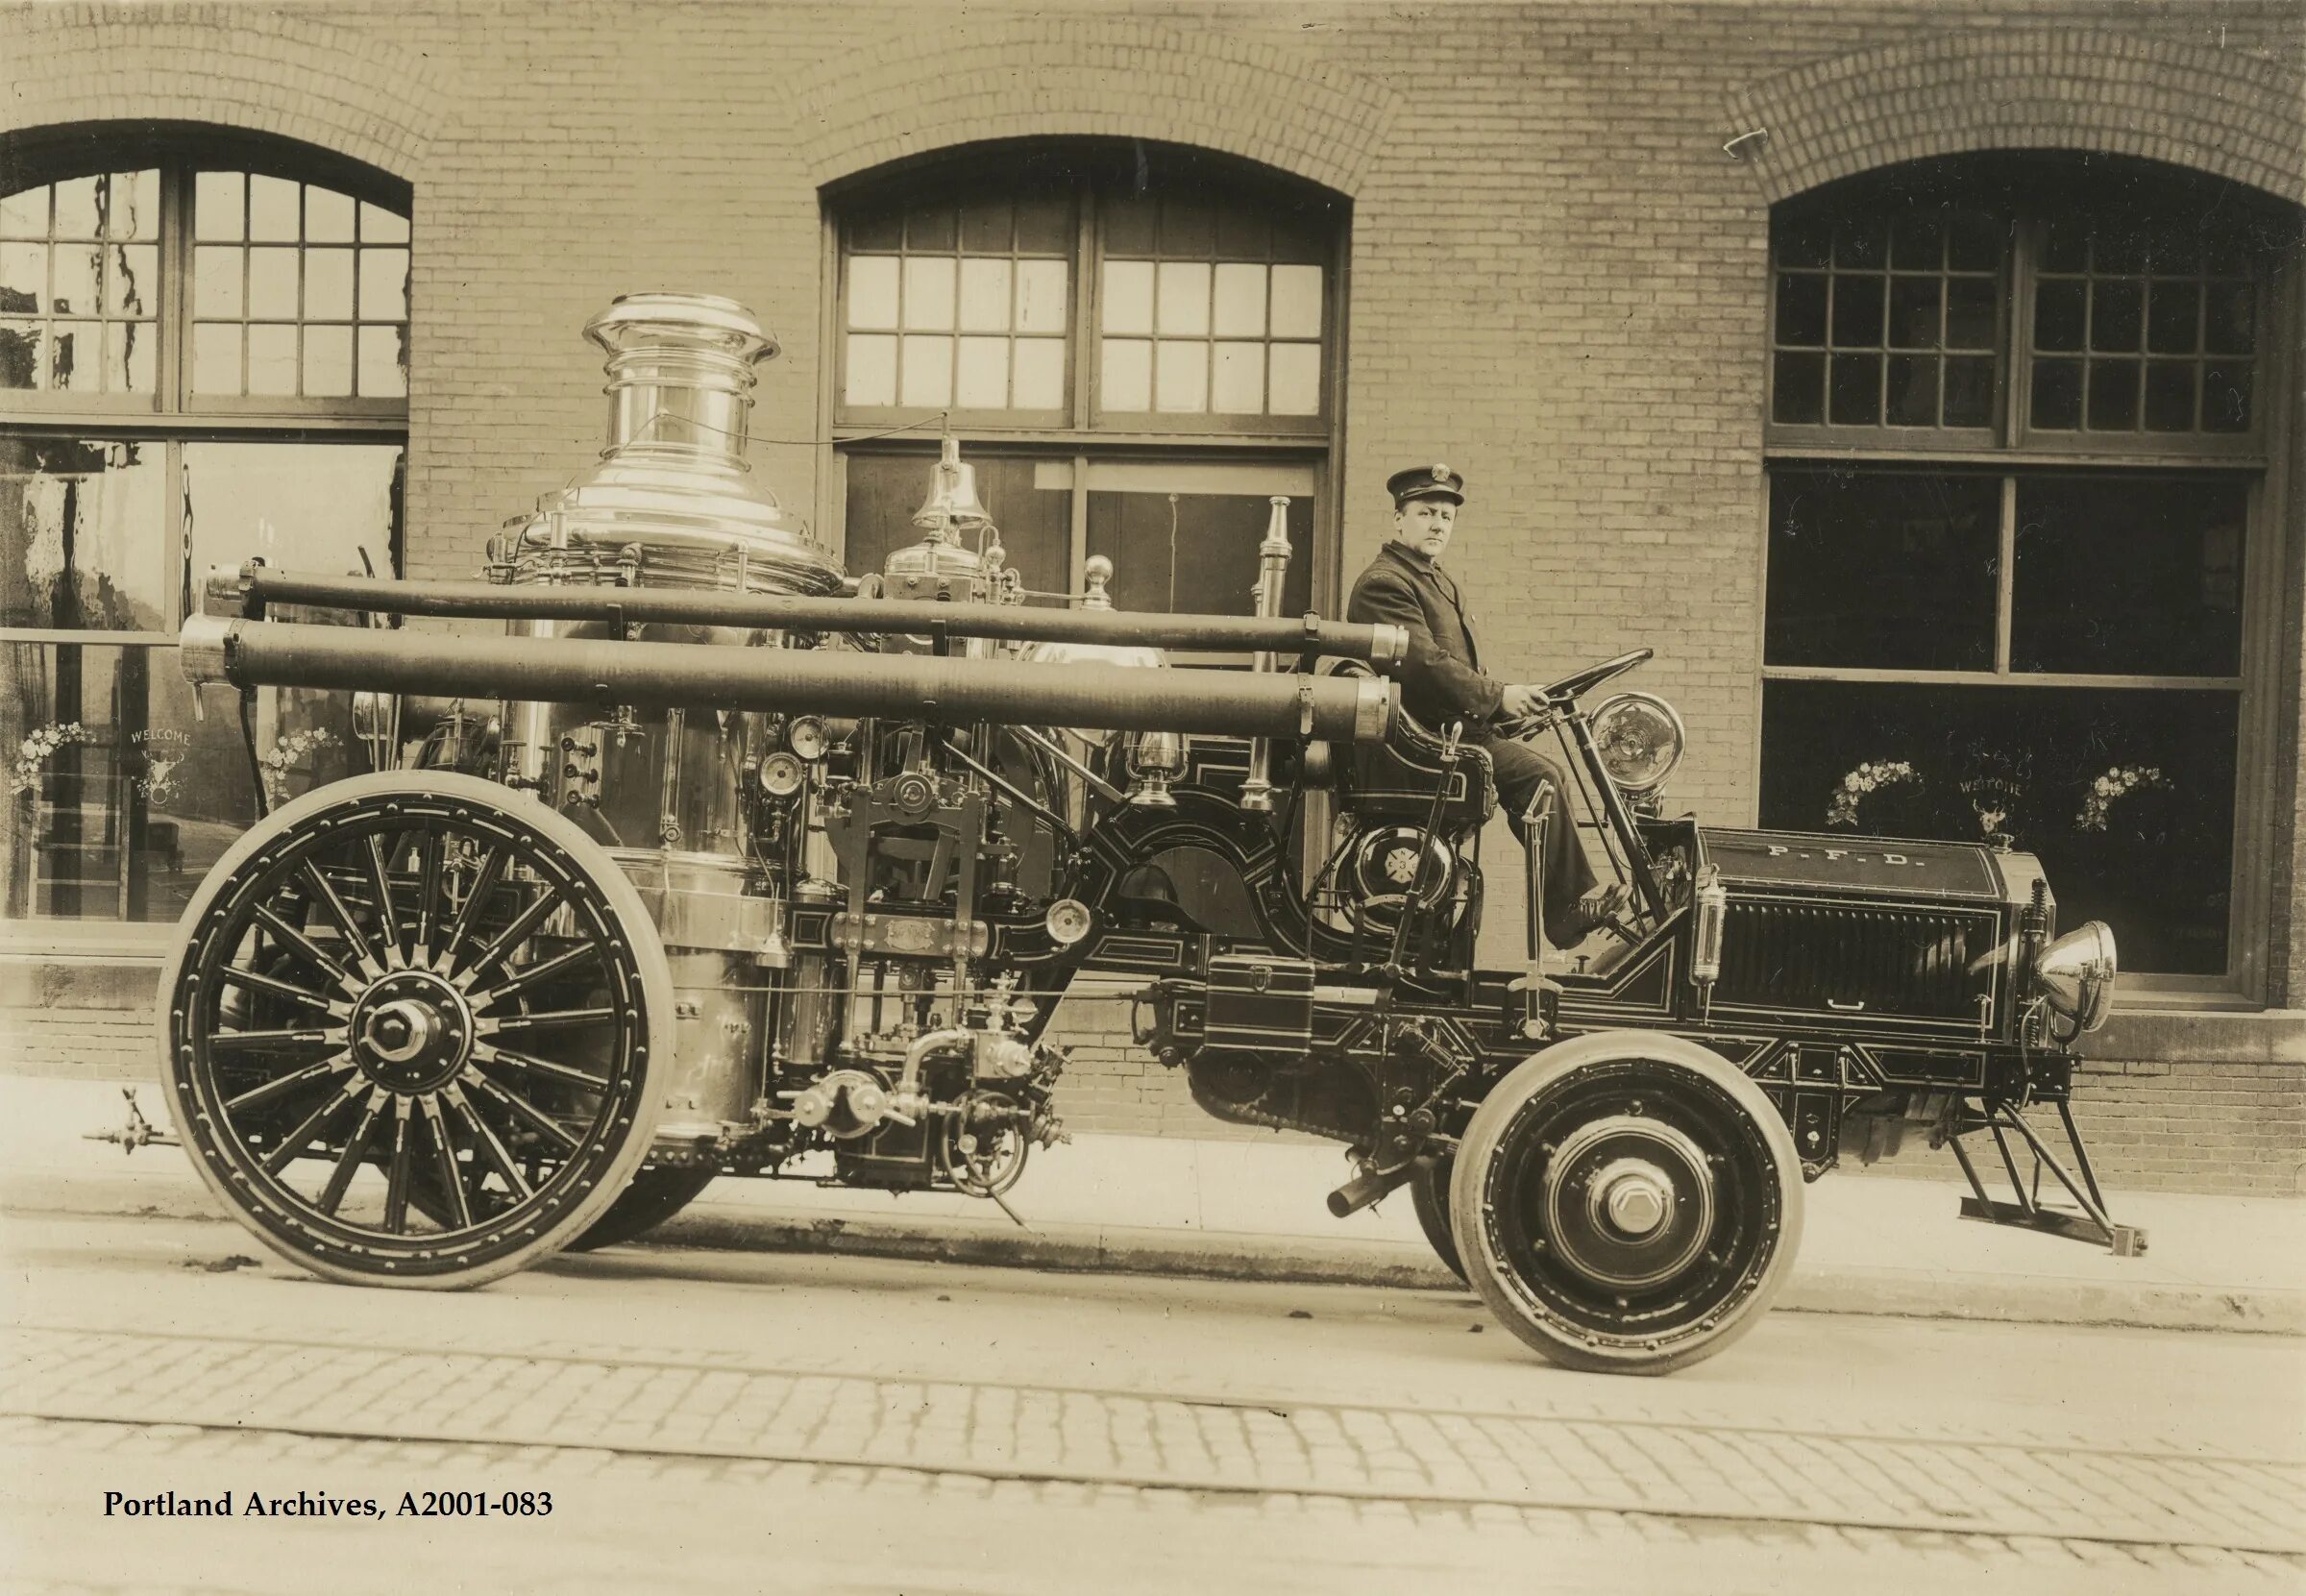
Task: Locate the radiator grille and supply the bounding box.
[1715,900,1994,1021]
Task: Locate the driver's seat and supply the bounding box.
[1322,659,1496,831]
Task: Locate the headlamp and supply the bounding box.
[1589,692,1686,795]
[2032,921,2117,1037]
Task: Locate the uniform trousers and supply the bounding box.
[1480,732,1602,948]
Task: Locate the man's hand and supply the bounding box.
[1499,683,1546,721]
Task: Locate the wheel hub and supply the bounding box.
[1541,1115,1714,1290]
[350,970,472,1093]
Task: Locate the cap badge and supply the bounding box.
[1431,463,1452,482]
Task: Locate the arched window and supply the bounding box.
[829,140,1345,632]
[0,127,408,940]
[1758,154,2296,994]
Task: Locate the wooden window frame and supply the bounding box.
[1757,159,2297,1006]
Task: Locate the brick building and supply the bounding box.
[2,0,2300,1192]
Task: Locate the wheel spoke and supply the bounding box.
[412,829,445,961]
[458,885,566,985]
[420,1094,474,1230]
[364,833,405,965]
[315,1088,389,1215]
[299,860,383,975]
[474,942,601,1008]
[436,845,507,972]
[225,1051,355,1114]
[261,1077,369,1175]
[210,1025,346,1057]
[482,1007,616,1040]
[219,963,340,1016]
[474,1040,605,1093]
[381,1097,415,1232]
[443,1083,535,1202]
[253,904,357,993]
[461,1068,582,1154]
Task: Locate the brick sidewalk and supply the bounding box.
[7,1326,2299,1556]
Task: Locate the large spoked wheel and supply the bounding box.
[158,772,670,1288]
[563,1166,718,1252]
[1451,1031,1803,1375]
[1409,1157,1467,1285]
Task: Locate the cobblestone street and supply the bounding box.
[5,1212,2303,1593]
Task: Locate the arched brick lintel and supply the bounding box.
[0,9,446,183]
[797,21,1398,200]
[1725,30,2306,208]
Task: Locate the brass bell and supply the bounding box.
[912,435,993,536]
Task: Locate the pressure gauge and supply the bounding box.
[758,751,805,798]
[788,715,829,762]
[1044,898,1093,947]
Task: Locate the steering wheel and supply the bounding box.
[1539,647,1653,703]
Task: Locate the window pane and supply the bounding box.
[2029,358,2082,430]
[1887,277,1940,348]
[358,248,408,322]
[1267,343,1320,416]
[0,187,47,238]
[1014,197,1069,256]
[1772,352,1824,424]
[108,243,156,316]
[957,258,1011,332]
[846,256,898,330]
[2087,359,2140,430]
[1827,353,1880,425]
[898,333,952,407]
[1101,338,1151,410]
[2090,281,2143,351]
[1885,355,1937,426]
[2012,476,2245,676]
[1764,468,1998,671]
[247,323,298,395]
[306,187,356,244]
[0,321,37,389]
[304,323,354,397]
[901,257,955,331]
[954,335,1007,407]
[104,172,157,238]
[1945,279,1997,350]
[1774,273,1826,346]
[50,322,98,392]
[1154,339,1208,411]
[1087,487,1313,617]
[2202,361,2252,431]
[1830,275,1883,345]
[194,172,244,241]
[192,246,242,318]
[2143,361,2196,431]
[1943,356,1994,427]
[358,202,408,245]
[0,242,43,311]
[306,249,355,320]
[1269,265,1322,339]
[1013,338,1064,410]
[1760,679,2236,973]
[2202,284,2254,356]
[904,207,956,252]
[845,332,896,406]
[182,441,403,598]
[52,178,101,237]
[1155,261,1210,336]
[1014,259,1067,333]
[1101,260,1153,335]
[356,325,408,399]
[1832,218,1885,269]
[248,175,300,241]
[1211,341,1263,413]
[1102,195,1156,256]
[2033,280,2084,352]
[847,206,902,252]
[1212,262,1265,337]
[1889,214,1944,270]
[1160,198,1214,259]
[192,323,241,394]
[0,436,168,628]
[51,245,98,317]
[959,199,1012,253]
[2147,282,2199,354]
[103,320,155,394]
[843,452,1069,595]
[248,247,299,318]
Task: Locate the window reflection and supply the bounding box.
[0,436,168,628]
[182,441,405,598]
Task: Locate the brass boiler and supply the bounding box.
[492,293,845,1154]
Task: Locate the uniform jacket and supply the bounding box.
[1344,541,1505,727]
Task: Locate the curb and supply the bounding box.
[12,1174,2304,1337]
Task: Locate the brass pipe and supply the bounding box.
[182,615,1394,743]
[1239,496,1294,813]
[210,566,1410,669]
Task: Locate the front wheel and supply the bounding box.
[1451,1032,1803,1375]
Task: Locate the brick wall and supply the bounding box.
[4,0,2301,1190]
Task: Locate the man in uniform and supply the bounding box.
[1345,463,1621,947]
